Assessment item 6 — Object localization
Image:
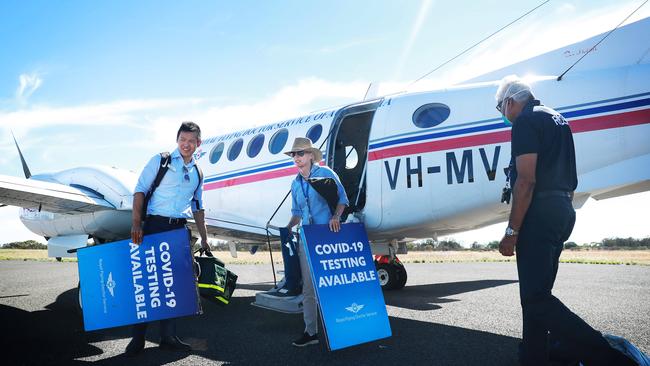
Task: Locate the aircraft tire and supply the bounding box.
[376,263,398,290]
[76,281,83,313]
[394,263,407,289]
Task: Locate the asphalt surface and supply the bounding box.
[1,260,648,365]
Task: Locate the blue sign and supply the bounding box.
[300,223,392,350]
[77,228,202,331]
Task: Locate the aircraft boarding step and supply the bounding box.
[251,286,304,314]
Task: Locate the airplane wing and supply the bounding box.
[0,174,115,213]
[187,216,280,243]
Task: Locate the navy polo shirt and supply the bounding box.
[511,99,578,193]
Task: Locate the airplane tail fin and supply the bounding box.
[11,131,32,179]
[468,16,650,83]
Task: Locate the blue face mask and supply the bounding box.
[502,115,512,126]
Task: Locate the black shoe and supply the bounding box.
[125,337,145,357]
[292,332,319,347]
[159,336,192,352]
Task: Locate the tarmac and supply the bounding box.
[1,260,648,365]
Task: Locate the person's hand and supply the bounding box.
[131,224,143,245]
[199,240,213,257]
[499,235,517,256]
[329,215,341,233]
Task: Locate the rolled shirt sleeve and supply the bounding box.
[290,181,302,217]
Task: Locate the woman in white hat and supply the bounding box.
[285,137,349,347]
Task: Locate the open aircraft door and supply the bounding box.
[326,100,382,221]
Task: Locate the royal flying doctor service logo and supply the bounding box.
[106,272,116,297]
[345,303,365,314]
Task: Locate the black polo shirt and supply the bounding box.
[511,99,578,193]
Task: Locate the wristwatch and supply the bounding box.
[505,226,519,236]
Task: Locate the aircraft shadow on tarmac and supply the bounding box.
[1,280,522,366]
[383,279,519,311]
[239,279,519,311]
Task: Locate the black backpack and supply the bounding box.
[142,152,204,218]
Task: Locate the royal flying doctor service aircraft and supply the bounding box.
[1,17,649,293]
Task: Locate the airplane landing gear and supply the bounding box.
[374,255,407,290]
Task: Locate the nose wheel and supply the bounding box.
[374,256,407,290]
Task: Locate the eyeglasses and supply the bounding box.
[182,166,190,182]
[289,150,306,157]
[496,99,506,113]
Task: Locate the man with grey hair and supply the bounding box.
[495,75,634,365]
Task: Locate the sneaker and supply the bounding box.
[292,332,319,347]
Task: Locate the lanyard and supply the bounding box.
[299,173,312,224]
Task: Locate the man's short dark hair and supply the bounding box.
[177,121,201,140]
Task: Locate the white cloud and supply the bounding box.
[15,72,43,102]
[0,77,368,174]
[393,0,434,81]
[556,3,577,15]
[142,78,369,147]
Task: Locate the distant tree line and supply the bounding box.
[1,240,47,250]
[2,237,649,251]
[406,237,650,251]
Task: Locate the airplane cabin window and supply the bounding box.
[209,142,224,164]
[247,133,265,158]
[228,138,244,161]
[269,128,289,154]
[412,103,451,128]
[306,124,323,143]
[345,146,358,169]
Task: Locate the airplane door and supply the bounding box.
[326,101,380,219]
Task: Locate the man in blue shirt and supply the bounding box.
[285,137,349,347]
[125,121,210,357]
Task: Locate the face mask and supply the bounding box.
[502,115,512,126]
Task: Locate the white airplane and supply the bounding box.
[1,17,649,295]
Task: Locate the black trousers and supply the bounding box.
[131,218,188,341]
[516,196,630,366]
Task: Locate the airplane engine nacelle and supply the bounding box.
[18,166,138,253]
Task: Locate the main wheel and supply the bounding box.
[376,263,399,290]
[76,281,83,312]
[394,263,407,289]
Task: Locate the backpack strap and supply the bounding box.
[142,152,171,218]
[192,164,204,211]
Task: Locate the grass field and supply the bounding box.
[2,248,649,265]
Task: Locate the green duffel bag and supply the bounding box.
[195,255,238,305]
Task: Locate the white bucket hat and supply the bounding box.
[284,137,323,162]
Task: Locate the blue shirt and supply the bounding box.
[291,165,349,225]
[135,149,203,219]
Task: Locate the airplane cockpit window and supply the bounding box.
[228,138,244,161]
[306,124,323,143]
[247,133,265,158]
[209,142,225,164]
[412,103,451,128]
[269,128,289,154]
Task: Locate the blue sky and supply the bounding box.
[1,0,649,245]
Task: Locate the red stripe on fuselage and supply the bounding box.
[204,108,650,191]
[204,166,297,190]
[204,161,327,190]
[368,108,650,161]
